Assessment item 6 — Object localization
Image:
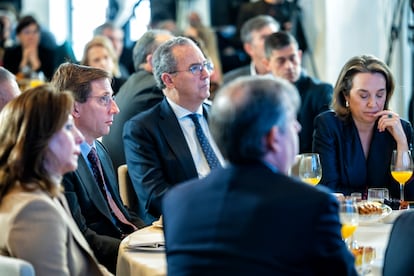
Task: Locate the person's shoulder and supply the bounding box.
[222,66,250,84]
[315,109,336,122]
[127,100,163,123]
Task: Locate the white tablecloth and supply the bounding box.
[116,212,398,276]
[116,226,166,276]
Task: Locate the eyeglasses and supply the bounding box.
[88,95,115,106]
[170,61,214,75]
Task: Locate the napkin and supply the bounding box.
[126,232,165,251]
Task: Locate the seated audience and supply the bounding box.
[3,15,55,80]
[81,35,126,94]
[383,210,414,276]
[102,29,173,171]
[264,31,333,153]
[0,66,20,110]
[51,63,145,273]
[0,84,110,275]
[123,37,225,225]
[222,15,280,84]
[162,75,357,275]
[313,55,413,199]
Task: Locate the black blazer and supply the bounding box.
[62,141,144,273]
[383,210,414,276]
[313,110,414,199]
[163,162,357,275]
[123,98,209,225]
[3,45,56,80]
[295,71,333,153]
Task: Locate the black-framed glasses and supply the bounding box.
[88,95,115,106]
[170,60,214,75]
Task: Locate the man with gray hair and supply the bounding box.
[102,29,173,172]
[123,36,224,224]
[223,15,279,84]
[0,66,20,111]
[162,75,357,275]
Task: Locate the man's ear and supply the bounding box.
[161,72,174,88]
[72,102,81,118]
[266,126,280,152]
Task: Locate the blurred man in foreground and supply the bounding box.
[162,75,357,276]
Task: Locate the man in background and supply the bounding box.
[264,31,333,153]
[222,15,279,84]
[123,37,224,225]
[0,66,20,111]
[162,75,357,275]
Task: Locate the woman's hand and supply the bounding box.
[376,110,409,150]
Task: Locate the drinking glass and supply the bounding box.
[390,150,413,202]
[367,188,389,203]
[339,198,359,247]
[298,153,322,186]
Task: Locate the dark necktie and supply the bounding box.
[188,113,221,170]
[87,147,137,231]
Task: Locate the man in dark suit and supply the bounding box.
[102,29,173,172]
[264,31,333,153]
[383,210,414,276]
[51,62,145,273]
[123,37,224,225]
[222,15,279,84]
[162,75,357,275]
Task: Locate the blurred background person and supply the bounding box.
[94,22,134,78]
[162,75,357,275]
[313,55,413,199]
[3,15,55,81]
[0,84,110,275]
[0,66,20,111]
[223,15,279,84]
[102,29,173,172]
[264,31,333,153]
[81,35,126,95]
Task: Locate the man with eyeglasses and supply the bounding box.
[51,62,145,274]
[123,36,225,225]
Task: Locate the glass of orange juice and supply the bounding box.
[339,198,359,247]
[391,150,413,203]
[298,153,322,186]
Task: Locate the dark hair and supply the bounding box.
[240,15,280,44]
[16,15,39,34]
[0,84,74,200]
[332,55,395,120]
[51,62,110,102]
[264,31,298,58]
[211,75,299,163]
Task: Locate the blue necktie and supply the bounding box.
[188,113,221,170]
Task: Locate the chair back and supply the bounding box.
[117,164,138,210]
[0,255,35,276]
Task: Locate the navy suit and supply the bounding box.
[383,210,414,276]
[295,71,333,153]
[62,141,144,273]
[313,110,414,199]
[123,98,209,224]
[162,162,357,276]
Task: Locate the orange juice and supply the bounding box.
[391,171,413,184]
[302,177,320,186]
[341,224,357,239]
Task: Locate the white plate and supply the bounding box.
[357,202,392,224]
[152,220,163,228]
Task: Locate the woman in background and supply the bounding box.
[313,55,413,199]
[81,35,126,95]
[0,84,111,275]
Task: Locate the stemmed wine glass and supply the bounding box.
[298,153,322,186]
[339,198,359,248]
[390,150,413,203]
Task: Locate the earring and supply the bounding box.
[345,101,349,107]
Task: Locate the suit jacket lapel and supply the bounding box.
[159,99,198,178]
[76,155,114,222]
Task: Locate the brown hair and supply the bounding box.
[332,55,395,120]
[51,62,110,102]
[0,84,74,200]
